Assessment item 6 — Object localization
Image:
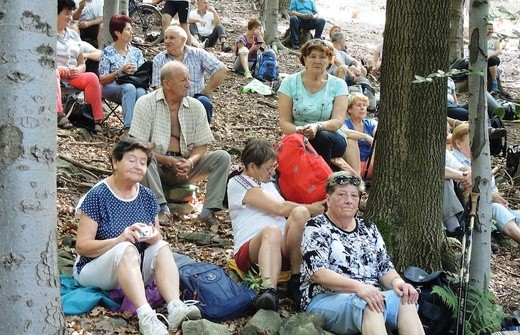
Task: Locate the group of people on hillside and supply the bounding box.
[60,1,516,335]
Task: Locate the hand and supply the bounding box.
[492,192,509,207]
[168,157,190,179]
[58,66,70,78]
[459,170,472,191]
[300,124,318,139]
[392,279,419,304]
[78,0,87,9]
[135,223,162,244]
[356,283,385,313]
[77,20,88,29]
[309,200,326,217]
[68,66,79,79]
[121,63,137,74]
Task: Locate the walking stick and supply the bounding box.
[455,192,479,335]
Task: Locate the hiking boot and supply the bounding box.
[244,70,253,79]
[489,127,506,140]
[198,208,219,226]
[221,42,232,52]
[158,210,172,225]
[254,288,279,311]
[139,312,169,335]
[168,300,202,331]
[287,275,302,307]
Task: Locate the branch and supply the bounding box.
[58,155,112,175]
[494,263,520,278]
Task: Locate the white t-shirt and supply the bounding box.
[189,9,215,37]
[74,0,103,20]
[227,175,286,254]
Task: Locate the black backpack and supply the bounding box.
[404,267,454,335]
[490,115,507,157]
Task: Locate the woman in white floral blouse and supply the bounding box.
[300,171,424,335]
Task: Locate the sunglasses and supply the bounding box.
[327,174,362,187]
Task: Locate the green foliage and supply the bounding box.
[242,268,271,292]
[431,274,506,335]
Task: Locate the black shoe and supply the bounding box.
[489,127,506,140]
[287,275,302,305]
[253,288,279,311]
[446,226,465,238]
[491,242,499,253]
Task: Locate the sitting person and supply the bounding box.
[300,171,424,335]
[227,139,325,310]
[188,0,231,51]
[288,0,326,50]
[451,124,520,246]
[130,61,231,225]
[278,39,348,168]
[328,32,367,84]
[73,138,201,335]
[72,0,104,48]
[99,15,147,137]
[233,18,265,79]
[371,38,383,75]
[487,22,503,92]
[151,25,228,123]
[342,93,377,179]
[57,0,104,134]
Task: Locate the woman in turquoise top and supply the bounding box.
[99,15,145,135]
[278,39,348,167]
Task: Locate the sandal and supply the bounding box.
[57,113,73,129]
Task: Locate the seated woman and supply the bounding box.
[342,93,377,179]
[278,39,348,168]
[233,18,265,79]
[73,138,201,335]
[57,0,104,134]
[487,22,503,92]
[451,124,520,246]
[99,15,146,137]
[300,171,424,335]
[227,139,324,311]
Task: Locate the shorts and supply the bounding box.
[73,240,169,290]
[234,240,291,274]
[307,290,402,335]
[162,1,189,24]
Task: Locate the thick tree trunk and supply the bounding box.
[0,1,65,333]
[364,0,450,272]
[449,0,465,64]
[467,0,491,291]
[262,0,287,51]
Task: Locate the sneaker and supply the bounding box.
[139,312,169,335]
[198,208,219,226]
[221,42,232,52]
[491,80,499,92]
[93,123,103,135]
[253,288,279,311]
[244,70,253,79]
[168,300,202,331]
[287,275,302,305]
[158,210,172,225]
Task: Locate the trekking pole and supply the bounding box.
[455,192,479,335]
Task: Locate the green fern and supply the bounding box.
[242,268,271,292]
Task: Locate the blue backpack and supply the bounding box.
[179,262,256,322]
[254,50,277,81]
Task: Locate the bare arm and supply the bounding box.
[380,269,419,305]
[210,6,221,26]
[279,92,298,135]
[202,67,228,96]
[243,187,324,217]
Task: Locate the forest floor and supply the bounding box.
[59,0,520,334]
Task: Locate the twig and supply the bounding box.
[258,99,277,109]
[231,125,276,130]
[66,141,105,146]
[494,264,520,278]
[58,155,111,175]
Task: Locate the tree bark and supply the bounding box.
[102,0,129,48]
[449,0,465,64]
[364,0,450,272]
[262,0,286,50]
[0,1,65,333]
[467,0,491,291]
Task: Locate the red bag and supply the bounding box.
[275,134,332,204]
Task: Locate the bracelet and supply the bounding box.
[317,122,324,132]
[187,157,194,170]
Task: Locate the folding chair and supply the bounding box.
[102,98,124,125]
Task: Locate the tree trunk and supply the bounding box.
[467,0,491,291]
[102,0,129,48]
[0,1,65,334]
[364,0,450,272]
[449,0,465,64]
[262,0,280,49]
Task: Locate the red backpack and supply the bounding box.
[275,134,332,204]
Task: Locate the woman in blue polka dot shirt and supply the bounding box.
[73,138,201,335]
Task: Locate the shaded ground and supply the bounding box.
[60,0,520,333]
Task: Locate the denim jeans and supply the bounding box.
[102,81,146,128]
[289,16,326,46]
[194,93,213,123]
[189,23,226,48]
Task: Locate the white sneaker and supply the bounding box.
[168,300,202,330]
[139,312,169,335]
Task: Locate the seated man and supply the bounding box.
[151,25,228,123]
[371,40,383,75]
[188,0,231,52]
[130,61,231,225]
[288,0,326,49]
[73,0,104,48]
[329,32,367,84]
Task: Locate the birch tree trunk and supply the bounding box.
[467,0,492,290]
[262,0,285,50]
[364,0,451,271]
[102,0,129,48]
[449,0,465,64]
[0,1,65,333]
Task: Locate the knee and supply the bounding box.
[238,46,249,57]
[119,244,140,266]
[261,225,283,245]
[213,150,231,165]
[289,206,311,224]
[122,83,137,94]
[290,16,299,25]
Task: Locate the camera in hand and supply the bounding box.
[139,225,153,239]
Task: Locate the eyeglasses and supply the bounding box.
[327,174,361,187]
[260,163,277,174]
